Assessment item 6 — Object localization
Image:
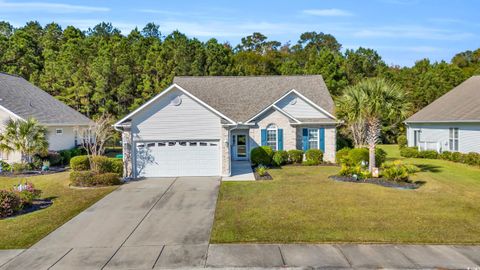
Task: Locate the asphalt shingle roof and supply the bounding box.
[405,76,480,123]
[0,73,92,125]
[173,75,335,123]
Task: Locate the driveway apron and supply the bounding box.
[1,177,220,270]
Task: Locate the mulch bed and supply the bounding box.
[329,175,424,189]
[253,171,273,180]
[1,199,53,219]
[0,167,68,178]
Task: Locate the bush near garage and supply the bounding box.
[70,171,121,187]
[69,155,123,187]
[250,146,274,166]
[70,155,90,171]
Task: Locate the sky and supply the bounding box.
[0,0,479,66]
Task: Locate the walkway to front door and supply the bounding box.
[222,160,255,181]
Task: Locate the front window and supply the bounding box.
[449,128,459,151]
[266,124,277,150]
[308,128,319,149]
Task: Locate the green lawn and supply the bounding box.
[0,172,116,249]
[211,145,480,244]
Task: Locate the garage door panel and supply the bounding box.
[135,140,220,177]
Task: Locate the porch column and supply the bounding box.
[122,130,133,178]
[221,127,231,176]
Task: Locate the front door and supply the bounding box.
[233,134,248,160]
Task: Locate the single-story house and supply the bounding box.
[114,75,339,178]
[0,72,93,163]
[405,75,480,153]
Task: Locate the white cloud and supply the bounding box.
[345,45,443,53]
[303,9,352,17]
[0,0,109,13]
[353,25,474,41]
[58,19,136,33]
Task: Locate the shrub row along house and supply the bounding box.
[114,76,339,178]
[405,76,480,153]
[0,72,92,163]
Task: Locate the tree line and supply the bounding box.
[1,21,479,143]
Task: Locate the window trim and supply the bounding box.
[449,127,459,151]
[307,128,320,150]
[55,128,63,136]
[266,124,278,150]
[413,129,421,147]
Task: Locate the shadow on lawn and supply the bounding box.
[416,163,443,173]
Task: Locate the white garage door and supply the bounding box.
[135,140,220,177]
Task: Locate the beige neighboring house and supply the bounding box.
[114,75,339,178]
[405,75,480,153]
[0,72,93,163]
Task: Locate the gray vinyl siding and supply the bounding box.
[275,92,330,119]
[407,123,480,153]
[130,88,222,141]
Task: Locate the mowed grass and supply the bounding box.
[0,172,116,249]
[211,145,480,244]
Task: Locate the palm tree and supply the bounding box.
[337,78,410,172]
[0,118,49,163]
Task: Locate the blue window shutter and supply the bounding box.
[278,129,284,150]
[319,128,325,152]
[302,128,309,151]
[261,129,267,146]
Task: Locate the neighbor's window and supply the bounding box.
[266,124,277,150]
[449,128,459,151]
[308,128,319,149]
[55,128,63,135]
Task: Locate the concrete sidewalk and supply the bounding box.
[1,243,479,269]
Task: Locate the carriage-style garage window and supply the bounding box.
[55,128,63,135]
[266,124,278,150]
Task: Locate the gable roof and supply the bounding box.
[405,76,480,123]
[0,72,92,125]
[172,75,335,123]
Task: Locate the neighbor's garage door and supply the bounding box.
[135,140,220,177]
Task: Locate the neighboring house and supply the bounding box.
[405,75,480,153]
[114,75,339,178]
[0,72,93,163]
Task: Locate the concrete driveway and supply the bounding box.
[1,177,220,269]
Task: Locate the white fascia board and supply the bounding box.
[0,105,25,121]
[114,83,236,127]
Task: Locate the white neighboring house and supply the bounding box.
[114,75,339,178]
[405,75,480,153]
[0,72,93,163]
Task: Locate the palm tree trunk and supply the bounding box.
[367,118,380,172]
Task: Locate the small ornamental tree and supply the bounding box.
[81,114,114,173]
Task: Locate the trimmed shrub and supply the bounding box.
[463,152,480,166]
[91,155,112,173]
[288,149,303,164]
[336,147,351,164]
[439,151,452,160]
[272,150,289,166]
[305,149,323,165]
[70,155,90,171]
[400,147,419,158]
[348,148,369,165]
[0,190,21,218]
[397,135,407,148]
[11,163,32,173]
[70,171,121,187]
[381,160,419,182]
[59,150,72,165]
[450,152,463,163]
[417,150,438,159]
[109,158,123,175]
[93,173,122,186]
[375,148,387,166]
[250,146,274,166]
[0,161,11,172]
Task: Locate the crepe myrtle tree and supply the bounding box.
[0,118,49,163]
[337,78,410,172]
[81,114,114,172]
